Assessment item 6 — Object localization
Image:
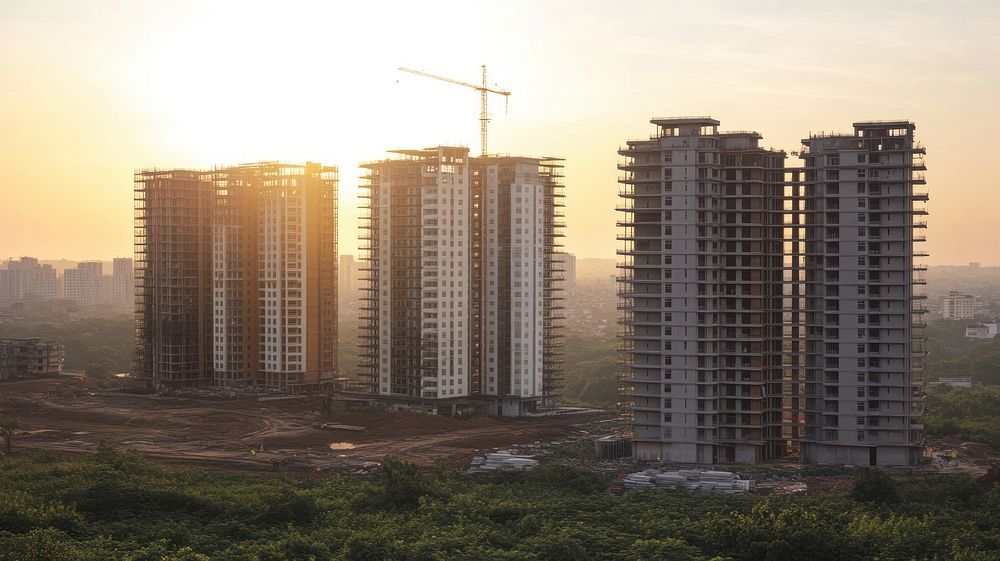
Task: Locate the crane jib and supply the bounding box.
[398,65,512,157]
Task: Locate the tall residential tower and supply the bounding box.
[134,169,214,388]
[618,117,787,464]
[792,121,926,466]
[135,162,338,391]
[618,116,927,466]
[359,146,564,415]
[212,162,339,390]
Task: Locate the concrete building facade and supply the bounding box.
[134,169,215,388]
[942,290,975,320]
[212,162,338,390]
[112,257,134,307]
[793,121,926,467]
[618,117,927,466]
[136,164,338,390]
[63,261,109,306]
[0,338,64,380]
[0,257,59,307]
[618,117,787,464]
[556,252,577,286]
[965,322,998,339]
[359,147,564,416]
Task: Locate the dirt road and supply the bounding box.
[0,379,611,473]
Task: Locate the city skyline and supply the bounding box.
[2,1,1000,264]
[2,2,1000,557]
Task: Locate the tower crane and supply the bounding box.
[399,65,511,157]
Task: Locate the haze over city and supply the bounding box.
[2,0,999,264]
[5,1,1000,560]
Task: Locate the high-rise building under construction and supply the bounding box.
[790,121,927,466]
[135,162,338,391]
[212,162,338,390]
[618,117,926,466]
[359,146,564,416]
[134,169,215,388]
[618,118,787,464]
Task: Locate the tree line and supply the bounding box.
[0,448,998,561]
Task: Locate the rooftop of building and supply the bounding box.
[650,116,720,126]
[134,168,207,179]
[362,146,562,168]
[853,120,916,129]
[137,162,337,178]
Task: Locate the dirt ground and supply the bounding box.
[0,378,611,474]
[924,434,1000,478]
[4,378,997,491]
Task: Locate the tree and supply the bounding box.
[85,357,116,379]
[851,468,899,504]
[318,391,334,417]
[373,455,440,511]
[0,419,18,455]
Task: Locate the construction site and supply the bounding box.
[3,376,998,496]
[0,378,610,474]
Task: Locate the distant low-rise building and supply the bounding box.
[0,338,64,380]
[943,290,976,320]
[965,322,999,339]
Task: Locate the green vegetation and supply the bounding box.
[925,385,1000,450]
[1,449,1000,560]
[0,315,132,375]
[559,335,618,407]
[925,320,1000,385]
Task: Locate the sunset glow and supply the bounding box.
[2,0,999,264]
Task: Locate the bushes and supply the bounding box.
[1,451,1000,560]
[850,469,899,505]
[925,385,1000,449]
[0,492,83,534]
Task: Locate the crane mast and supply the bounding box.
[399,65,511,157]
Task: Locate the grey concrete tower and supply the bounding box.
[618,117,787,464]
[792,121,926,466]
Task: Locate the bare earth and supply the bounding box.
[0,378,611,474]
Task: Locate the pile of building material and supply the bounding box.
[469,451,539,472]
[622,469,753,494]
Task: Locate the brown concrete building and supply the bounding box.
[135,169,214,388]
[135,163,338,391]
[212,162,338,390]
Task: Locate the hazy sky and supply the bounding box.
[1,0,998,264]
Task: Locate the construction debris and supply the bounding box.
[319,423,365,431]
[622,469,754,494]
[470,451,539,472]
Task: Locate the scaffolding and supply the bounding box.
[134,163,338,392]
[134,169,214,388]
[358,148,566,415]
